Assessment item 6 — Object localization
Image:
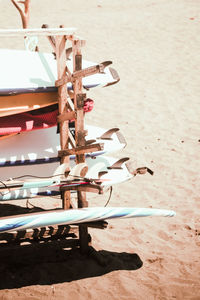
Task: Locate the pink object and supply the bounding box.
[84,98,94,113]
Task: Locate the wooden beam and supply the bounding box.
[60,183,103,194]
[57,111,76,123]
[55,33,71,209]
[72,39,89,253]
[80,221,108,229]
[58,143,104,157]
[55,61,112,87]
[73,61,112,78]
[55,35,69,159]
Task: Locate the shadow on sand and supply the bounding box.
[0,203,143,289]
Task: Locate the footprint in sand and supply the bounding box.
[184,225,200,238]
[157,230,170,241]
[146,257,164,269]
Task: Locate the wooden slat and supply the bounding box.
[0,27,76,37]
[80,221,108,229]
[55,35,69,160]
[76,93,86,109]
[55,34,71,209]
[73,61,112,78]
[55,61,112,87]
[60,183,103,194]
[72,40,90,253]
[57,111,76,123]
[58,143,104,157]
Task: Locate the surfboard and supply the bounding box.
[0,156,133,201]
[0,104,59,135]
[0,207,176,233]
[0,92,58,117]
[0,125,126,180]
[0,49,120,117]
[0,99,94,136]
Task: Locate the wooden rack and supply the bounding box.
[53,29,104,252]
[0,26,107,253]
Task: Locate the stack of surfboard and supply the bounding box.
[0,49,120,118]
[0,49,175,233]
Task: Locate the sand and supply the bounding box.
[0,0,200,299]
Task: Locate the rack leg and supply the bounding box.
[78,191,89,253]
[62,190,71,210]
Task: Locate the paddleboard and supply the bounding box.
[0,156,133,200]
[0,49,120,117]
[0,207,176,233]
[0,125,126,180]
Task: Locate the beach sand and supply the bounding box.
[0,0,199,299]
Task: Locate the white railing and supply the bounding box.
[0,27,76,37]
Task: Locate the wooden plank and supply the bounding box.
[80,221,108,229]
[58,143,104,157]
[72,39,89,253]
[0,27,76,37]
[57,111,76,123]
[55,34,71,210]
[72,47,86,167]
[55,61,112,87]
[73,61,112,78]
[60,190,71,209]
[60,183,103,194]
[55,35,69,161]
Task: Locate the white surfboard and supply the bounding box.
[0,155,133,201]
[0,207,176,233]
[0,125,126,180]
[0,49,119,117]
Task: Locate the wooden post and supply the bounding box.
[55,34,71,210]
[73,39,89,252]
[47,30,90,250]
